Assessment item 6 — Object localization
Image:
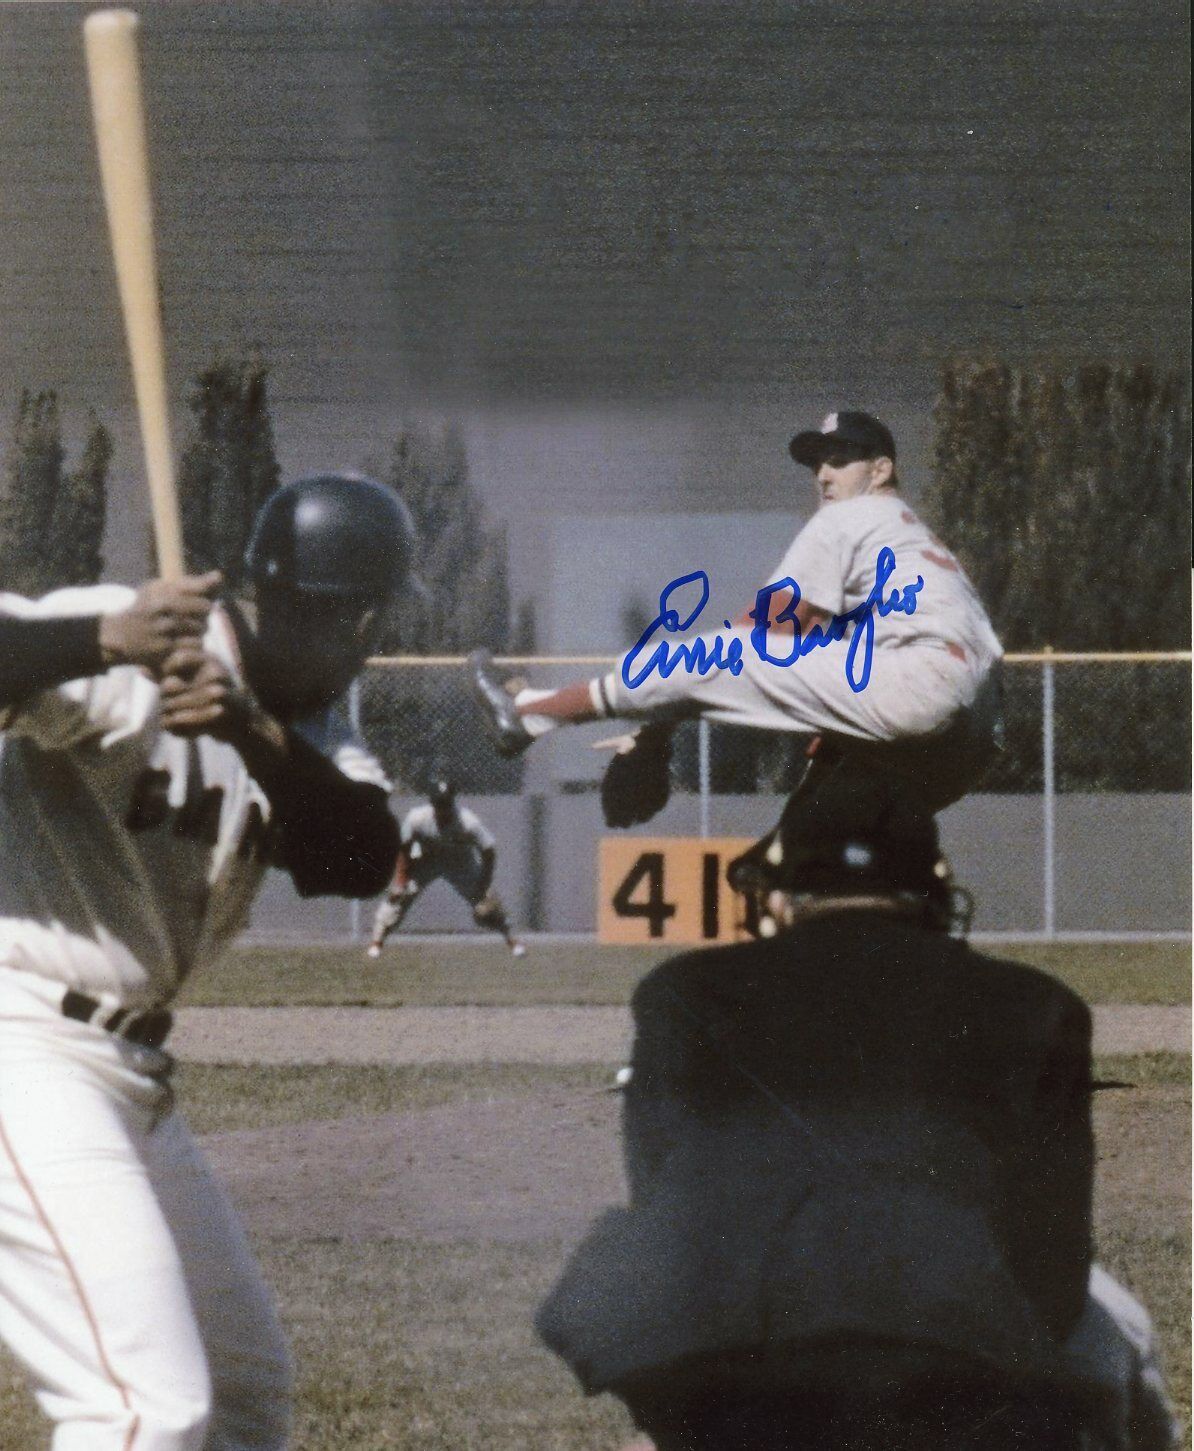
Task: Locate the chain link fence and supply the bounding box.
[319,652,1193,942]
[355,653,1191,799]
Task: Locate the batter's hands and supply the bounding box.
[156,644,265,746]
[99,572,221,676]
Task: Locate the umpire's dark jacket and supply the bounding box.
[537,912,1093,1399]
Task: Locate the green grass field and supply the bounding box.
[2,1055,1186,1450]
[181,937,1193,1008]
[2,941,1188,1450]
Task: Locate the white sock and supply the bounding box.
[589,676,616,718]
[513,687,559,739]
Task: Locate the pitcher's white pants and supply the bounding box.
[604,634,985,742]
[601,636,1002,808]
[0,968,291,1450]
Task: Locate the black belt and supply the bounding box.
[61,989,173,1049]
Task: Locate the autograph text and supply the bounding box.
[622,547,924,694]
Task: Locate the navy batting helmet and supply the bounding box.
[240,473,417,716]
[245,472,414,601]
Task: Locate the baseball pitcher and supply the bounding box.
[0,473,413,1451]
[472,410,1004,823]
[368,780,526,959]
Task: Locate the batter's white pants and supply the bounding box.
[0,968,292,1451]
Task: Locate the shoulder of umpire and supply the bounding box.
[630,918,1092,1045]
[963,940,1093,1029]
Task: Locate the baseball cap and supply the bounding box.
[429,779,457,807]
[788,410,897,468]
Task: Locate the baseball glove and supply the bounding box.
[472,894,507,929]
[600,724,674,828]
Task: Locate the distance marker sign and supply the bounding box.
[598,837,759,945]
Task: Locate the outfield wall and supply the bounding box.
[246,792,1190,942]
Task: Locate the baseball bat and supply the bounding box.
[84,8,184,580]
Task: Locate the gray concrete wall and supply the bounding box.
[245,792,1191,940]
[1,3,1187,583]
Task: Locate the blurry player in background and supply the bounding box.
[367,779,527,959]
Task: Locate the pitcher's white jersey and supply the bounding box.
[598,490,1004,809]
[767,493,1003,673]
[0,585,388,1007]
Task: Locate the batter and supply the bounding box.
[0,472,412,1451]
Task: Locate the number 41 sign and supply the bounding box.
[598,837,759,945]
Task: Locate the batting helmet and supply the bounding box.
[245,472,414,601]
[240,473,417,716]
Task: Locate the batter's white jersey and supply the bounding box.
[0,585,388,1008]
[401,802,495,877]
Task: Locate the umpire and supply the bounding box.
[537,771,1099,1451]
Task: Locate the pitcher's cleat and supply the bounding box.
[510,941,527,959]
[468,649,534,757]
[366,943,382,960]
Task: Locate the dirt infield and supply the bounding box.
[205,1090,626,1244]
[184,999,1188,1441]
[172,1003,1191,1064]
[202,1076,1189,1249]
[191,1000,1190,1255]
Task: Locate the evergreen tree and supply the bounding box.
[925,361,1191,789]
[177,352,280,586]
[512,596,537,655]
[50,411,111,588]
[0,392,110,594]
[377,423,514,655]
[364,421,526,792]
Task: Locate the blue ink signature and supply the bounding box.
[622,548,924,695]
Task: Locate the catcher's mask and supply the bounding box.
[728,769,973,938]
[241,473,416,716]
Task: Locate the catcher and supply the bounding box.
[367,780,527,958]
[471,410,1003,826]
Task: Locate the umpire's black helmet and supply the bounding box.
[730,770,969,935]
[245,473,415,602]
